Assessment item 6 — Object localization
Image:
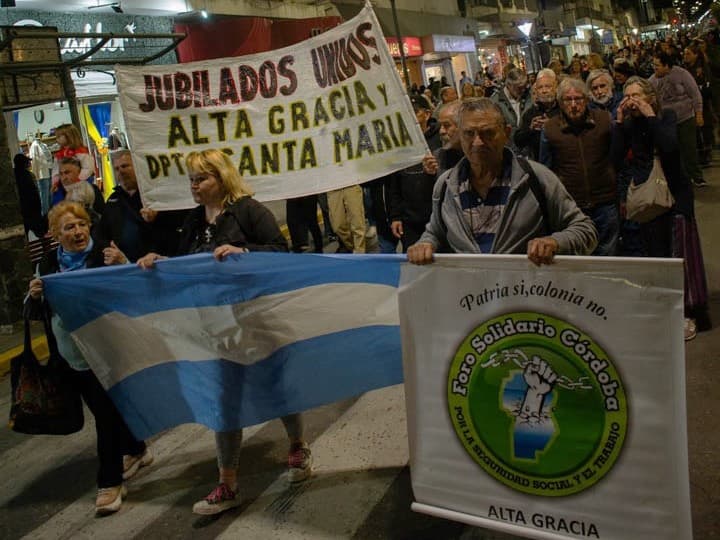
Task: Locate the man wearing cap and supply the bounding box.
[386,95,442,251]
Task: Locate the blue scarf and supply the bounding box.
[57,237,94,272]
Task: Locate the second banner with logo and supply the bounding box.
[399,255,689,540]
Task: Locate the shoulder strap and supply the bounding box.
[438,179,448,234]
[516,157,552,234]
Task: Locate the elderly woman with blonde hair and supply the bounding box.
[137,148,312,516]
[27,201,151,515]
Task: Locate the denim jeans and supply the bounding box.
[586,202,619,256]
[37,177,51,215]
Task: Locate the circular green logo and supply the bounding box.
[448,312,627,497]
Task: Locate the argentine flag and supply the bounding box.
[43,253,404,440]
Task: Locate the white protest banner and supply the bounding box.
[115,3,426,210]
[399,256,690,540]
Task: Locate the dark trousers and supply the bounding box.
[317,193,333,236]
[286,195,323,253]
[400,222,426,253]
[677,117,703,182]
[585,203,619,256]
[641,211,673,258]
[73,369,146,488]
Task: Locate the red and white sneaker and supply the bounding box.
[192,483,241,515]
[287,442,312,483]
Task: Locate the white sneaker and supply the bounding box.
[123,448,154,480]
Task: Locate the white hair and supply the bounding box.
[64,181,96,208]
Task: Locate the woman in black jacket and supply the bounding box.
[612,76,710,340]
[137,149,311,516]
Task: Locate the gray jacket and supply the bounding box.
[649,66,703,123]
[418,151,598,255]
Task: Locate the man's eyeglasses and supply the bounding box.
[562,96,586,104]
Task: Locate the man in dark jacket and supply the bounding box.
[386,95,442,251]
[95,150,187,263]
[514,68,560,160]
[423,100,463,178]
[539,78,618,256]
[491,67,533,149]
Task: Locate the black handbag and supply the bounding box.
[9,308,84,435]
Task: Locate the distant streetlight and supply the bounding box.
[517,22,537,74]
[518,22,533,37]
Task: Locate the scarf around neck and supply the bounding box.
[57,237,94,272]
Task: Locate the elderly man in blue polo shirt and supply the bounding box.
[407,98,597,265]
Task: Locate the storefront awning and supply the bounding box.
[71,68,117,99]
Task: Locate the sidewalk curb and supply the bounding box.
[0,337,49,376]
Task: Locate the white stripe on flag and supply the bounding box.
[73,282,399,388]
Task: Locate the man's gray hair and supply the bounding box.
[109,148,131,162]
[505,68,528,87]
[64,180,95,207]
[557,77,589,101]
[586,69,613,90]
[535,68,557,83]
[457,98,507,127]
[438,100,461,121]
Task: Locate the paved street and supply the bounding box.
[0,171,718,540]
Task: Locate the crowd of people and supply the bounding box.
[13,29,714,519]
[403,32,713,340]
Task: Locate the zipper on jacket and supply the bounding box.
[578,134,589,206]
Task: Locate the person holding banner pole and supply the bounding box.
[407,98,597,265]
[95,150,188,263]
[386,95,441,252]
[137,149,312,515]
[422,100,464,179]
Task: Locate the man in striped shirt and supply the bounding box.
[407,98,597,266]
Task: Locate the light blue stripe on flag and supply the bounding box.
[44,252,403,331]
[43,253,405,439]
